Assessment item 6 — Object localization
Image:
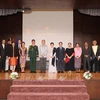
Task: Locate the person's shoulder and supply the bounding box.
[29,45,33,48]
[34,45,38,48]
[68,48,74,50]
[63,47,65,49]
[57,47,59,49]
[62,47,65,49]
[54,47,56,49]
[98,45,100,47]
[45,45,48,48]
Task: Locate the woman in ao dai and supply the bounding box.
[48,42,57,73]
[19,42,27,73]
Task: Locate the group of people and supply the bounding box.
[0,38,100,73]
[0,39,27,73]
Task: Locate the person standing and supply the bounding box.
[8,42,19,72]
[28,39,38,73]
[56,42,65,73]
[48,42,57,73]
[0,39,7,72]
[74,43,82,72]
[83,42,91,72]
[17,39,22,49]
[16,39,22,72]
[65,42,74,71]
[19,42,27,73]
[91,40,100,73]
[5,39,12,72]
[39,39,48,73]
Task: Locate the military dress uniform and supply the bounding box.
[28,45,38,72]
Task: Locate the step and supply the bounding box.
[10,85,87,93]
[7,92,90,100]
[13,80,85,85]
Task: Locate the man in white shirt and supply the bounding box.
[91,40,100,72]
[39,40,48,73]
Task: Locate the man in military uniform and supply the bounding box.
[28,39,38,73]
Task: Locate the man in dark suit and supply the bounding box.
[83,42,91,72]
[56,42,65,73]
[0,39,7,72]
[16,39,21,72]
[5,39,12,72]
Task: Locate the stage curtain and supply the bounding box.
[78,9,100,16]
[0,9,22,16]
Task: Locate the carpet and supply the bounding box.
[7,79,90,100]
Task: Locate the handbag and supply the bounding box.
[64,57,70,63]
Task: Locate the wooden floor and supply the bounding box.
[0,70,100,80]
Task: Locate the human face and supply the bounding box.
[2,40,5,44]
[59,43,63,47]
[7,41,11,44]
[84,42,88,47]
[92,40,97,46]
[68,43,72,48]
[76,43,79,47]
[41,40,45,45]
[50,44,54,48]
[18,40,21,44]
[32,40,35,45]
[22,43,25,48]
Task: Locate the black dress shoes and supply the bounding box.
[30,71,33,73]
[30,71,37,73]
[61,71,64,73]
[33,71,37,73]
[58,71,60,73]
[5,70,8,72]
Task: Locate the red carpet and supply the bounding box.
[7,80,90,100]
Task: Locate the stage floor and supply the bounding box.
[0,70,100,80]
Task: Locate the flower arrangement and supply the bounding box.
[83,71,92,80]
[10,72,19,79]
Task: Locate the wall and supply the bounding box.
[74,9,100,47]
[0,80,12,99]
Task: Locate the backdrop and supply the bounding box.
[23,11,73,49]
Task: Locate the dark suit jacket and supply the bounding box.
[82,47,91,57]
[8,46,19,57]
[52,47,56,66]
[0,44,7,59]
[6,44,12,56]
[56,47,65,60]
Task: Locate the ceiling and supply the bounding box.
[0,0,100,10]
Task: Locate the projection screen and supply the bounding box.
[23,11,73,58]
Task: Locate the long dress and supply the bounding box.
[48,47,57,73]
[65,48,74,71]
[74,47,82,69]
[19,47,27,68]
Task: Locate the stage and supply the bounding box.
[0,70,100,100]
